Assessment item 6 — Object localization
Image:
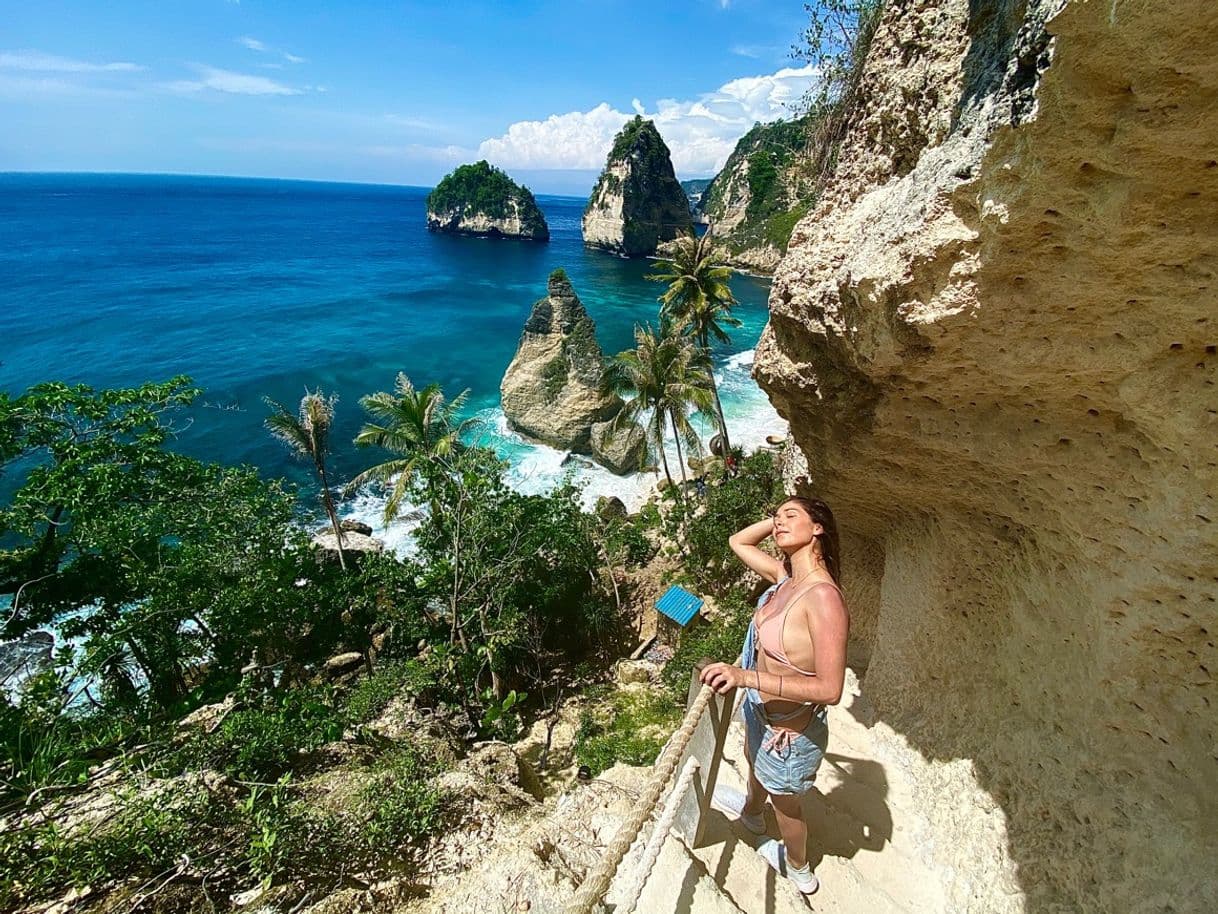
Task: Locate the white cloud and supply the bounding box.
[167,65,302,96]
[237,37,305,64]
[478,103,631,170]
[477,64,819,176]
[0,50,143,73]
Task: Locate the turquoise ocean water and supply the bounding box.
[0,173,783,549]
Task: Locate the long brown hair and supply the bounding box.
[775,496,842,584]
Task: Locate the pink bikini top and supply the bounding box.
[754,575,843,678]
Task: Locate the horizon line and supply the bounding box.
[0,169,610,200]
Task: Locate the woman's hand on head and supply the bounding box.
[699,662,748,695]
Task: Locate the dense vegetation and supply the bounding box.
[0,374,615,909]
[427,160,549,238]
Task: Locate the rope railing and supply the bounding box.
[617,757,702,914]
[565,659,737,914]
[564,681,716,914]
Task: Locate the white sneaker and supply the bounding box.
[711,784,767,835]
[757,839,820,896]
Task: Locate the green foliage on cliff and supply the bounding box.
[700,117,817,257]
[428,160,548,237]
[541,356,569,401]
[574,686,679,776]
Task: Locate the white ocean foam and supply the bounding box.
[341,349,787,557]
[341,486,426,559]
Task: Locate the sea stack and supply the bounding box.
[427,161,549,241]
[582,117,692,256]
[500,269,644,472]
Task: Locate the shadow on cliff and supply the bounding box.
[803,753,893,868]
[955,0,1052,133]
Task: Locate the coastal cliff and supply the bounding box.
[700,118,815,273]
[500,270,642,470]
[426,161,549,241]
[755,0,1218,911]
[582,117,692,256]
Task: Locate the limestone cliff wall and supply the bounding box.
[755,1,1218,911]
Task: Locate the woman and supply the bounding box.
[700,497,849,897]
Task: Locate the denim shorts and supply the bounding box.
[742,691,828,796]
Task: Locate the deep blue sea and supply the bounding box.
[0,173,782,548]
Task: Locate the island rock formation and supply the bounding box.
[501,270,644,472]
[699,117,815,274]
[426,161,549,241]
[753,0,1218,911]
[582,117,692,256]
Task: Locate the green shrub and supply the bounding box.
[360,747,446,849]
[667,449,785,595]
[0,782,226,907]
[172,686,344,781]
[574,688,680,776]
[343,660,411,725]
[662,592,753,703]
[241,747,446,887]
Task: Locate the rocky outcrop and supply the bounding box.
[754,1,1218,911]
[500,270,627,457]
[700,117,815,274]
[582,117,692,256]
[589,417,646,474]
[0,630,53,687]
[426,161,549,241]
[311,528,384,563]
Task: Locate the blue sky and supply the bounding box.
[1,1,819,194]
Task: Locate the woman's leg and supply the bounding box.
[769,792,809,869]
[743,756,770,816]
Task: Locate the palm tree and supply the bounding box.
[347,373,470,523]
[648,231,741,457]
[602,323,713,493]
[265,390,347,571]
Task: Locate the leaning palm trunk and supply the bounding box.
[316,459,347,571]
[653,413,675,492]
[695,328,731,456]
[670,412,690,489]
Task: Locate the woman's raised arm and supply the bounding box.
[728,516,785,584]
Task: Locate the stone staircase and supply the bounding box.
[614,670,946,914]
[401,669,949,914]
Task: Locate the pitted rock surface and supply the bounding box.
[755,0,1218,910]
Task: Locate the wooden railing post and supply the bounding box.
[670,658,737,847]
[564,658,739,914]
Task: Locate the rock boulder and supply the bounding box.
[500,270,622,453]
